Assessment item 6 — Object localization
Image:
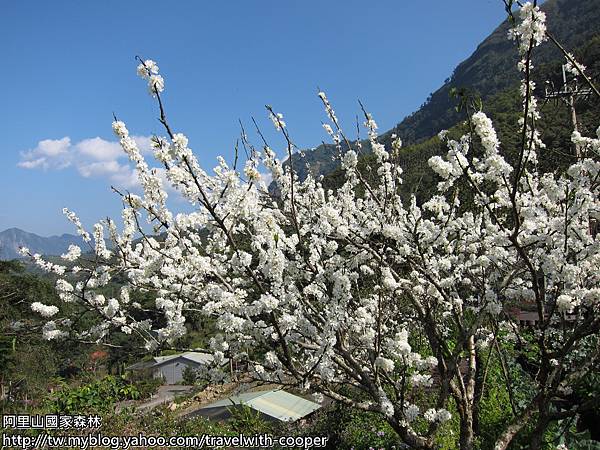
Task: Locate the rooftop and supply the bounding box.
[199,389,321,422]
[126,351,217,371]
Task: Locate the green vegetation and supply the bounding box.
[0,260,87,409]
[46,376,140,414]
[182,365,198,385]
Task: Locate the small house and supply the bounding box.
[126,352,217,385]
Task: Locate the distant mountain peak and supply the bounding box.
[0,227,86,260]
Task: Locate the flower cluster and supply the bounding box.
[31,302,59,318]
[424,408,452,424]
[564,52,587,77]
[508,2,547,54]
[268,111,286,131]
[61,244,81,262]
[136,59,164,96]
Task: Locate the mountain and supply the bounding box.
[0,228,87,260]
[392,0,600,145]
[320,34,600,206]
[285,0,600,183]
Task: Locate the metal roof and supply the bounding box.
[125,360,156,370]
[199,389,321,422]
[180,352,217,365]
[126,352,216,371]
[153,352,215,366]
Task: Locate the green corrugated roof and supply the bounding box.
[200,389,321,422]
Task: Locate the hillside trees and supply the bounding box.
[22,2,600,449]
[0,261,82,405]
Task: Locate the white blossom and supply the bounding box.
[374,357,395,372]
[405,404,420,422]
[31,302,59,318]
[42,321,68,340]
[556,294,577,313]
[137,59,159,79]
[508,2,547,54]
[61,244,81,262]
[269,111,286,131]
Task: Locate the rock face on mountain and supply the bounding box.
[285,0,600,183]
[0,228,86,260]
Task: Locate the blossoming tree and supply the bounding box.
[24,2,600,449]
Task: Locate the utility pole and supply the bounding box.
[544,64,593,158]
[545,65,599,239]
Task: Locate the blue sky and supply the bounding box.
[0,0,509,236]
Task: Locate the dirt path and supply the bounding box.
[117,385,194,412]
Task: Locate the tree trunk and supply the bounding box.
[459,407,475,450]
[388,418,435,450]
[529,413,550,450]
[459,335,477,450]
[494,407,535,450]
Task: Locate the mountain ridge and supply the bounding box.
[0,227,87,260]
[285,0,600,183]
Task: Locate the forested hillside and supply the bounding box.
[284,0,600,184]
[323,35,600,203]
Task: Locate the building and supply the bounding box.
[185,389,321,422]
[509,306,577,328]
[515,309,543,327]
[126,352,217,385]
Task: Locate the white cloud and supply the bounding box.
[18,135,153,189]
[17,137,72,170]
[77,160,139,188]
[78,160,122,176]
[36,137,71,156]
[18,157,50,169]
[76,137,122,161]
